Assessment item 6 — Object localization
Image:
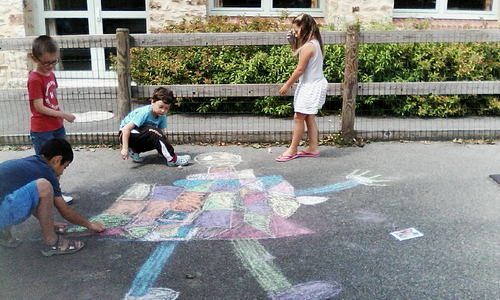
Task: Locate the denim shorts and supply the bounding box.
[0,181,39,231]
[30,126,66,155]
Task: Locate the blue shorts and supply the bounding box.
[30,126,66,155]
[0,181,39,231]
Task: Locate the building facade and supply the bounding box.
[0,0,498,87]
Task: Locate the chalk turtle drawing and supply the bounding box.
[67,152,387,300]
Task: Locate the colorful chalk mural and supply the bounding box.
[67,152,387,300]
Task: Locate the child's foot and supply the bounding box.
[128,148,144,163]
[0,229,22,248]
[167,155,191,166]
[41,234,84,257]
[296,150,320,157]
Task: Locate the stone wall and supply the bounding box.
[0,0,28,88]
[149,0,207,32]
[325,0,393,29]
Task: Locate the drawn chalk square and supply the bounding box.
[126,217,156,228]
[170,192,206,212]
[194,210,233,228]
[105,200,148,216]
[138,201,172,218]
[151,186,183,201]
[161,211,190,221]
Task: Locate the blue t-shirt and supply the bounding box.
[119,104,167,130]
[0,155,62,201]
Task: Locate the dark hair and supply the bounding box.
[152,87,174,105]
[292,14,324,56]
[40,138,73,164]
[32,35,59,58]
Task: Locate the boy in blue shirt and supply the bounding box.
[0,138,105,256]
[119,87,190,166]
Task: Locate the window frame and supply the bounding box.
[393,0,498,20]
[208,0,325,18]
[33,0,148,80]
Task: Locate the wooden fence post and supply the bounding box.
[341,24,360,140]
[116,28,131,120]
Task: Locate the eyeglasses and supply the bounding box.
[35,56,59,67]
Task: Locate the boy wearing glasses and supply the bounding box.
[28,35,75,203]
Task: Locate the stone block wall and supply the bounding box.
[149,0,207,32]
[0,0,29,88]
[325,0,393,29]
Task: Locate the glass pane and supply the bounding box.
[59,49,91,70]
[273,0,315,8]
[214,0,261,8]
[448,0,492,11]
[102,19,147,34]
[44,0,87,11]
[46,19,89,35]
[101,0,146,11]
[105,48,115,70]
[394,0,436,9]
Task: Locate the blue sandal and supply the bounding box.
[41,234,84,257]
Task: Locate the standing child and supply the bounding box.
[28,35,76,202]
[0,139,105,256]
[276,14,328,162]
[119,87,190,166]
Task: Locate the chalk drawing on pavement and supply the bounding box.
[66,152,387,300]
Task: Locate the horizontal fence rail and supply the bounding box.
[2,28,500,147]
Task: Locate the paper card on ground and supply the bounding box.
[390,227,423,241]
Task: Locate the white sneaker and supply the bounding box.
[167,155,191,167]
[62,194,73,204]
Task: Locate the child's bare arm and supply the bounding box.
[279,42,315,95]
[120,121,135,159]
[53,196,105,232]
[32,98,76,122]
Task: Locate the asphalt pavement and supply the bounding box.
[1,141,500,300]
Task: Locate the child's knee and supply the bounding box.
[36,179,53,199]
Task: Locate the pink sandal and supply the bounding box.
[275,154,299,162]
[296,150,320,158]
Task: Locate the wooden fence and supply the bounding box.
[1,28,500,145]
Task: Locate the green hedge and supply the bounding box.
[121,16,500,117]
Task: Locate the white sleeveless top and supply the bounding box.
[299,39,324,83]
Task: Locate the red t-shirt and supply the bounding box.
[27,71,63,132]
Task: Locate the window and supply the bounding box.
[34,0,148,79]
[209,0,324,17]
[394,0,497,19]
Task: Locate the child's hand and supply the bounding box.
[88,222,106,232]
[64,113,76,123]
[279,84,290,95]
[286,30,296,44]
[54,222,68,233]
[121,148,129,160]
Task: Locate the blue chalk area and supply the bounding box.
[260,175,284,190]
[211,179,241,189]
[177,226,193,238]
[295,180,359,196]
[128,241,179,297]
[162,211,189,221]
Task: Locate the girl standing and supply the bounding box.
[276,14,328,162]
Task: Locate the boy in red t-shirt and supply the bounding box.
[28,35,75,154]
[28,35,76,203]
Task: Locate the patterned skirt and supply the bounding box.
[293,77,328,115]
